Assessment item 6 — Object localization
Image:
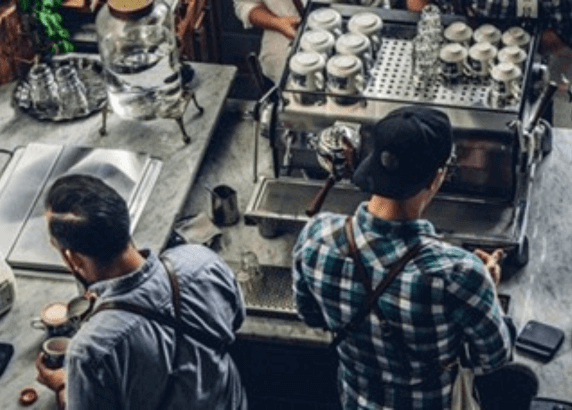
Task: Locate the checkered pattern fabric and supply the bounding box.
[292,203,514,409]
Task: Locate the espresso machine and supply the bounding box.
[245,1,558,268]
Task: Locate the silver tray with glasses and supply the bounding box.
[12,53,107,122]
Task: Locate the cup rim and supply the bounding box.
[40,302,69,326]
[43,336,71,355]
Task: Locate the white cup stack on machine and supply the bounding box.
[287,7,383,106]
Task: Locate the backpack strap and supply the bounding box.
[330,217,423,349]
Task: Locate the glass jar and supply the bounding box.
[96,0,185,120]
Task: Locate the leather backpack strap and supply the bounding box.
[330,217,423,349]
[160,255,181,319]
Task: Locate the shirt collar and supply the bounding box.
[356,202,436,238]
[88,249,159,298]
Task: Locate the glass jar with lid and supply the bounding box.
[96,0,185,120]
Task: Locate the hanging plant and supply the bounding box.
[18,0,75,54]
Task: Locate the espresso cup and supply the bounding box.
[289,51,326,105]
[336,32,374,73]
[489,62,522,107]
[440,43,469,83]
[308,8,343,37]
[326,54,364,105]
[31,301,74,337]
[300,29,336,61]
[468,42,497,78]
[473,24,502,47]
[42,337,70,369]
[502,27,531,49]
[347,12,383,53]
[497,46,527,69]
[444,21,473,47]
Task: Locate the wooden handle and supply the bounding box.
[306,175,336,217]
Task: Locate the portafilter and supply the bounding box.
[306,122,361,216]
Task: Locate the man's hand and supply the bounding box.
[275,15,300,40]
[35,353,66,392]
[474,248,504,285]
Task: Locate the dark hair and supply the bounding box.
[45,174,131,267]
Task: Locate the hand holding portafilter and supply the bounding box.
[306,124,361,216]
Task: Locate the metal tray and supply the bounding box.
[12,53,107,122]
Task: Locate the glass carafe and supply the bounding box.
[96,0,185,121]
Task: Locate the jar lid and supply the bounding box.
[108,0,154,19]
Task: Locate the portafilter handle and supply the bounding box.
[524,81,558,134]
[306,175,337,217]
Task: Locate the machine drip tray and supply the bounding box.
[246,176,522,250]
[0,143,162,273]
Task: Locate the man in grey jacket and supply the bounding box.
[35,174,247,410]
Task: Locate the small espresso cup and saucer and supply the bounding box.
[326,54,365,106]
[444,21,473,47]
[467,42,498,79]
[307,8,343,38]
[489,62,522,108]
[502,26,531,49]
[31,301,75,338]
[289,51,327,105]
[473,24,502,48]
[497,46,527,70]
[347,12,383,54]
[439,43,469,84]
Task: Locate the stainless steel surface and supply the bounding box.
[0,143,162,272]
[364,38,520,110]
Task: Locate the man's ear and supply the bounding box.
[428,167,447,193]
[61,249,86,274]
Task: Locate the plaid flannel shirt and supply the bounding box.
[433,0,572,47]
[292,203,515,409]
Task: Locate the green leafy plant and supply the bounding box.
[18,0,75,54]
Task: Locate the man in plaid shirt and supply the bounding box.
[293,107,516,409]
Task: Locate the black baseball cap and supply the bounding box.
[352,106,452,199]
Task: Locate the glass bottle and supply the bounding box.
[95,0,185,121]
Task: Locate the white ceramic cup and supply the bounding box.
[347,12,383,53]
[326,54,364,105]
[440,43,469,82]
[300,29,336,61]
[308,8,343,37]
[489,62,522,107]
[497,46,527,69]
[444,21,473,47]
[473,24,502,47]
[468,42,497,78]
[335,32,374,72]
[289,51,326,105]
[502,27,531,49]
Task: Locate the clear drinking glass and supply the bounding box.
[28,63,60,118]
[55,65,89,119]
[412,35,439,83]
